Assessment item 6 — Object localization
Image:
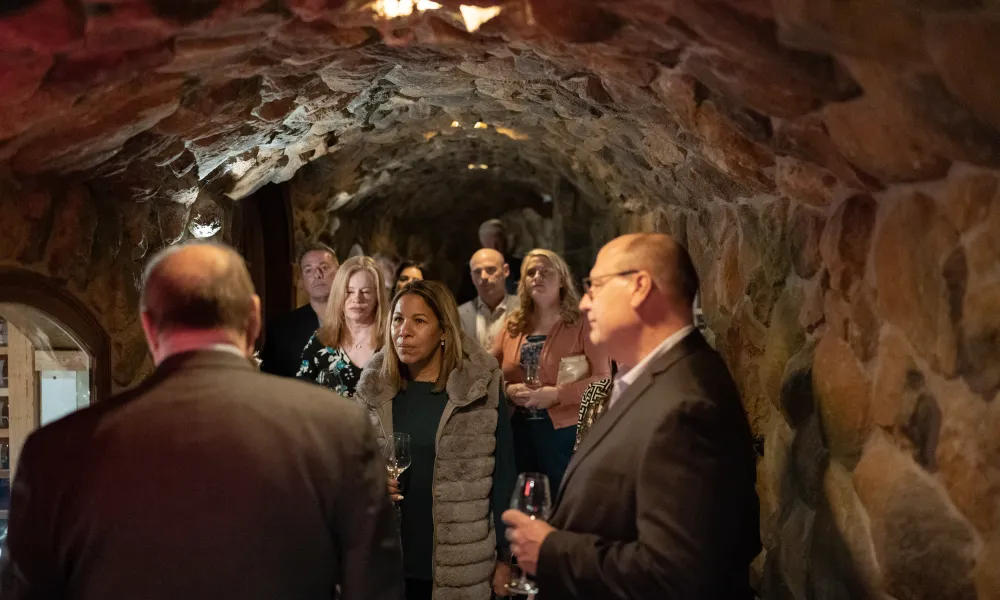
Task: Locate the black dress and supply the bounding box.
[295,333,363,397]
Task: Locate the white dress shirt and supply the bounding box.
[458,294,520,350]
[608,325,695,410]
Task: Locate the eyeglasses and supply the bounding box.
[582,270,639,298]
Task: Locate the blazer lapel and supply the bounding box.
[554,331,706,504]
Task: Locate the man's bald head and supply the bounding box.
[470,248,505,267]
[141,242,257,333]
[469,247,509,307]
[602,233,700,308]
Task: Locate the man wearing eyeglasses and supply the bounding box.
[503,233,761,600]
[458,248,521,349]
[259,243,339,377]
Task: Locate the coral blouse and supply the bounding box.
[492,317,611,429]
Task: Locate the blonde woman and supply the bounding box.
[493,249,610,490]
[355,280,516,600]
[296,256,388,397]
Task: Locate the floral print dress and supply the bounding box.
[296,333,363,397]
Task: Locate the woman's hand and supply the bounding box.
[492,560,513,596]
[522,386,559,410]
[388,477,403,502]
[506,383,531,406]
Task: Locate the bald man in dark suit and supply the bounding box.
[504,233,760,600]
[0,242,403,600]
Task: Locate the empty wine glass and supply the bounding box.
[521,363,545,421]
[506,472,552,596]
[386,432,412,481]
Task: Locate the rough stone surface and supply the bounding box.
[813,329,871,468]
[0,2,999,600]
[874,192,961,377]
[855,436,980,600]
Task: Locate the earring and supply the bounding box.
[440,340,445,347]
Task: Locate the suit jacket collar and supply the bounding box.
[154,349,257,381]
[556,330,707,502]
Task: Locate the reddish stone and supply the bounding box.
[46,184,98,284]
[873,192,961,377]
[0,50,52,108]
[284,0,349,23]
[772,0,929,66]
[160,32,264,74]
[0,0,83,54]
[11,75,182,174]
[48,43,175,90]
[926,15,1000,136]
[79,1,176,54]
[774,114,877,191]
[943,170,1000,234]
[813,329,871,468]
[775,156,841,208]
[819,193,876,295]
[823,97,952,183]
[926,375,1000,534]
[787,203,825,278]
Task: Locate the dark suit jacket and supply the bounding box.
[260,304,320,378]
[0,350,403,600]
[537,331,761,600]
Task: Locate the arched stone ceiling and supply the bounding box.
[5,0,996,224]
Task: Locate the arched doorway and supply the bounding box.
[0,269,112,531]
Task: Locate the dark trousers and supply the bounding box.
[405,578,432,600]
[511,410,577,493]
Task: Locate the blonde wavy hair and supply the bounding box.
[381,280,464,393]
[318,256,388,349]
[506,249,581,336]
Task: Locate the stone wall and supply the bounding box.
[0,170,235,390]
[674,166,1000,600]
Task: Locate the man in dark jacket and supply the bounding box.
[504,233,760,600]
[0,242,403,600]
[259,243,338,377]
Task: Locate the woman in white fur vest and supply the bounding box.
[355,280,517,600]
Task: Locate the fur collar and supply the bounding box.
[356,334,499,409]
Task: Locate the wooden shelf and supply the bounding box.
[0,429,7,437]
[0,389,7,397]
[0,346,8,355]
[0,470,8,478]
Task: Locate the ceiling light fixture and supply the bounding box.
[459,4,502,32]
[451,120,461,127]
[473,121,487,129]
[372,0,442,19]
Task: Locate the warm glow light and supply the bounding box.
[459,4,502,32]
[473,121,487,129]
[372,0,442,19]
[495,126,529,141]
[424,131,438,141]
[479,164,489,169]
[451,120,461,127]
[467,164,476,170]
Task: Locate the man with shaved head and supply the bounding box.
[458,247,521,349]
[504,233,761,600]
[1,242,403,600]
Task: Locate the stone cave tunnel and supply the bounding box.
[0,0,998,598]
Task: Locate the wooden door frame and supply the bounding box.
[0,268,112,403]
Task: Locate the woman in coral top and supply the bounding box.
[493,249,611,490]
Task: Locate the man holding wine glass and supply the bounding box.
[503,233,761,599]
